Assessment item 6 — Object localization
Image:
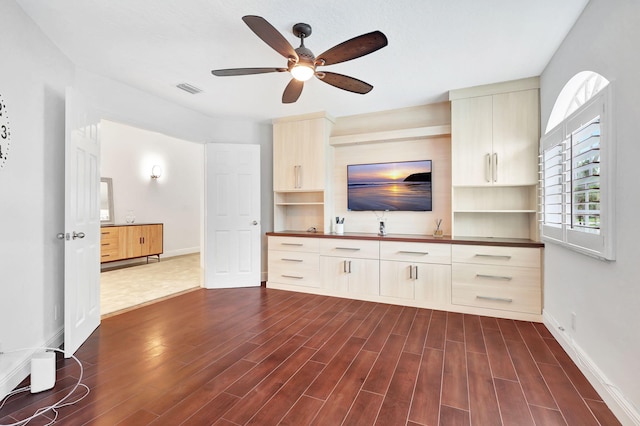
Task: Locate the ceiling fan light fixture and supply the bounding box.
[291,63,315,81]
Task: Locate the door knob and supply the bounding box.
[56,233,65,240]
[252,220,259,225]
[72,231,85,240]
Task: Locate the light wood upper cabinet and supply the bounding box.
[451,89,539,186]
[273,117,327,191]
[451,95,494,186]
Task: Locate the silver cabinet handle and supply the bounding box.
[474,254,512,260]
[72,231,85,240]
[409,265,419,280]
[486,153,492,182]
[476,295,513,303]
[343,260,348,273]
[294,165,302,188]
[282,243,303,246]
[281,258,303,262]
[476,274,513,281]
[282,274,303,279]
[398,251,429,255]
[348,260,352,274]
[493,152,498,182]
[335,247,361,251]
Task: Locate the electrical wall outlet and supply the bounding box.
[54,304,59,321]
[571,312,577,331]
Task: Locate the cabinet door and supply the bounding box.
[141,224,163,256]
[273,122,300,191]
[124,226,143,258]
[451,95,493,186]
[272,119,326,191]
[297,119,325,190]
[380,260,415,299]
[319,256,350,293]
[347,258,379,297]
[320,256,379,296]
[380,261,451,305]
[492,90,539,185]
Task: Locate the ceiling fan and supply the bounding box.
[211,15,388,103]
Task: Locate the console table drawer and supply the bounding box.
[269,236,319,253]
[320,238,379,259]
[451,264,541,314]
[380,241,451,264]
[452,245,540,268]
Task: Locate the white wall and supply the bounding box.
[540,0,640,423]
[0,0,275,398]
[101,120,203,258]
[0,1,73,396]
[77,71,274,276]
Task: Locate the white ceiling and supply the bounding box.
[17,0,588,122]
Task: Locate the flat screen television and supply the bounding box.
[347,160,432,211]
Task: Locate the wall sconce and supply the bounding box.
[151,165,162,179]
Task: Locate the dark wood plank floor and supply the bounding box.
[0,288,621,425]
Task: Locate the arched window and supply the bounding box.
[546,71,610,133]
[540,72,614,260]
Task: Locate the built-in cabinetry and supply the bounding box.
[267,233,543,321]
[379,241,451,309]
[267,236,320,288]
[451,245,541,315]
[319,238,379,297]
[272,112,335,233]
[100,223,163,263]
[449,77,540,240]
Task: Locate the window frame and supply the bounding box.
[540,84,615,260]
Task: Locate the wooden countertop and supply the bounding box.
[266,231,544,248]
[101,223,163,227]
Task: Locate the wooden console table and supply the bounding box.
[100,223,163,263]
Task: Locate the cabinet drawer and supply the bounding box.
[269,236,319,253]
[451,264,541,314]
[319,238,379,259]
[100,249,121,261]
[268,250,319,287]
[380,241,451,264]
[100,228,119,242]
[452,245,540,268]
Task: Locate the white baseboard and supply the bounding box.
[163,247,200,258]
[0,328,64,400]
[543,311,640,426]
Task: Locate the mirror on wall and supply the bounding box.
[100,177,115,225]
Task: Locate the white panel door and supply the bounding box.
[64,87,100,357]
[205,143,261,288]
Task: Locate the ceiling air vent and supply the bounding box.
[176,83,203,94]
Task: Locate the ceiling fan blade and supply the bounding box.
[282,79,304,103]
[316,71,373,94]
[211,67,287,76]
[316,31,388,66]
[242,15,298,60]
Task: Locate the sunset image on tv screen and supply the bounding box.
[347,160,432,211]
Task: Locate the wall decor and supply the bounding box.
[0,92,11,169]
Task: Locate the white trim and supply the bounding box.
[449,76,540,100]
[0,329,64,399]
[543,311,639,426]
